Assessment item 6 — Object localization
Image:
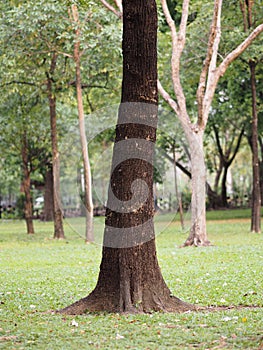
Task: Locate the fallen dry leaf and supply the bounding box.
[0,335,18,342]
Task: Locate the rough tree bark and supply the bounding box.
[58,0,196,315]
[47,53,65,239]
[71,4,94,243]
[249,60,261,232]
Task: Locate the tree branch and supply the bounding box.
[99,0,122,19]
[114,0,122,13]
[213,123,224,160]
[0,81,38,88]
[198,19,263,131]
[228,127,245,166]
[160,0,189,124]
[68,80,109,90]
[158,80,193,131]
[179,0,190,44]
[161,0,178,42]
[217,23,263,79]
[157,80,179,116]
[197,0,222,129]
[239,0,248,32]
[162,151,192,179]
[56,50,73,59]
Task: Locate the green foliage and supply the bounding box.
[0,215,263,349]
[0,0,122,205]
[220,0,263,60]
[0,91,52,204]
[0,157,20,202]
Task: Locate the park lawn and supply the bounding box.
[0,211,262,350]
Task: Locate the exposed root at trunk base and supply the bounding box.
[181,236,212,247]
[57,292,199,315]
[56,299,262,316]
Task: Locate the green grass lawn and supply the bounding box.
[0,210,262,349]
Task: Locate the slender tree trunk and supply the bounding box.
[249,60,261,232]
[259,137,263,204]
[240,0,261,230]
[214,159,223,194]
[42,165,54,221]
[173,148,184,229]
[182,132,210,247]
[21,132,34,234]
[71,4,94,243]
[213,124,244,208]
[47,54,65,239]
[221,166,229,207]
[260,152,263,205]
[59,0,196,315]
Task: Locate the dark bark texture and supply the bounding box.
[240,0,261,232]
[58,0,196,314]
[47,54,65,239]
[249,60,261,232]
[42,165,54,221]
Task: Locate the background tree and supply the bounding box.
[205,77,247,208]
[68,4,95,243]
[249,58,261,232]
[158,0,263,246]
[46,53,65,239]
[0,90,51,232]
[240,0,261,232]
[0,1,70,238]
[1,0,123,235]
[215,0,262,227]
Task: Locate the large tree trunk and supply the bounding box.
[58,0,196,315]
[21,132,34,234]
[72,4,94,243]
[182,132,210,246]
[249,60,261,233]
[47,53,65,239]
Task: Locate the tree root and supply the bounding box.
[56,292,199,315]
[181,237,212,247]
[56,299,262,316]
